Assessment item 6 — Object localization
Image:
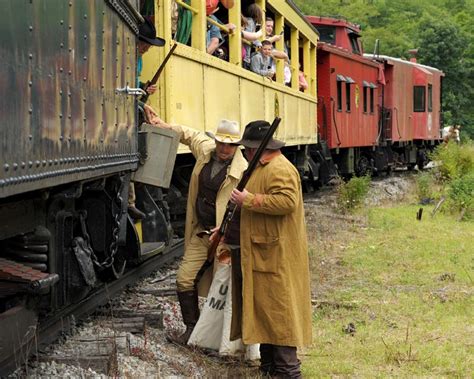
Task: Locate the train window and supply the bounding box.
[369,87,374,113]
[316,26,336,44]
[363,86,368,113]
[337,81,343,111]
[348,30,361,54]
[346,82,351,112]
[414,86,426,112]
[428,84,433,112]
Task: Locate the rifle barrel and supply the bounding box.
[141,43,178,103]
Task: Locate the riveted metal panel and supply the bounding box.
[0,0,138,199]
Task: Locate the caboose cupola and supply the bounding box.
[306,16,363,55]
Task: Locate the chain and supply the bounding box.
[77,175,124,269]
[102,175,124,268]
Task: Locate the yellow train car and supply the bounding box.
[141,0,319,154]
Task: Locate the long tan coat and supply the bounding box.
[168,124,248,249]
[234,151,312,347]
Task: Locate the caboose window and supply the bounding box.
[337,81,343,111]
[363,86,368,113]
[346,82,351,112]
[369,88,374,113]
[316,26,336,44]
[348,31,361,54]
[428,84,433,112]
[414,86,426,112]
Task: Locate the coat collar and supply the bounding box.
[259,150,281,165]
[228,148,247,179]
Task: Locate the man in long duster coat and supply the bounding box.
[229,120,312,378]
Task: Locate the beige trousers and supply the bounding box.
[128,183,136,206]
[176,229,211,292]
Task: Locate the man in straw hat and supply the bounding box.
[154,118,247,344]
[227,120,312,378]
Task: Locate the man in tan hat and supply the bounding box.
[154,117,247,344]
[228,120,312,378]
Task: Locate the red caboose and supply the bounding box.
[308,16,387,175]
[375,55,444,168]
[308,16,444,175]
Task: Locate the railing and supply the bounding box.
[171,0,317,95]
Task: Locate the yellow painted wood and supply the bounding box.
[303,38,311,94]
[274,14,285,85]
[228,0,242,66]
[191,0,206,51]
[310,44,317,97]
[268,1,318,45]
[290,28,299,90]
[135,220,143,244]
[141,0,319,152]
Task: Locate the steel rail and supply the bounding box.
[1,240,184,376]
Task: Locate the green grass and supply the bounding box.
[303,204,474,377]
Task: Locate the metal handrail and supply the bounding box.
[206,16,232,35]
[174,0,233,35]
[174,0,198,14]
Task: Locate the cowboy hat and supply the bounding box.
[205,119,241,144]
[139,17,165,47]
[237,120,285,149]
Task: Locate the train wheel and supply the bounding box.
[356,156,372,176]
[417,151,427,170]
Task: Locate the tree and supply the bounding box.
[417,16,474,137]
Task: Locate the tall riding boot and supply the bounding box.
[172,290,200,345]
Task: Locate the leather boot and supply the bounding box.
[128,205,146,220]
[169,290,200,345]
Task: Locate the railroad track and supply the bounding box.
[2,240,184,376]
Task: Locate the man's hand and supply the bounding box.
[216,242,231,264]
[209,226,222,243]
[146,84,157,95]
[268,34,282,43]
[144,104,158,124]
[230,188,249,207]
[220,0,234,9]
[266,70,275,79]
[226,23,236,34]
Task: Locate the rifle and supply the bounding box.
[193,117,282,288]
[141,43,178,103]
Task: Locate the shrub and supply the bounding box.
[431,142,474,182]
[415,172,434,203]
[337,175,371,212]
[445,172,474,220]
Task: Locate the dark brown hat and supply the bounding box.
[139,17,165,47]
[237,120,285,149]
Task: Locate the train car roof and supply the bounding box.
[364,54,445,76]
[320,43,380,68]
[306,15,361,34]
[269,0,319,43]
